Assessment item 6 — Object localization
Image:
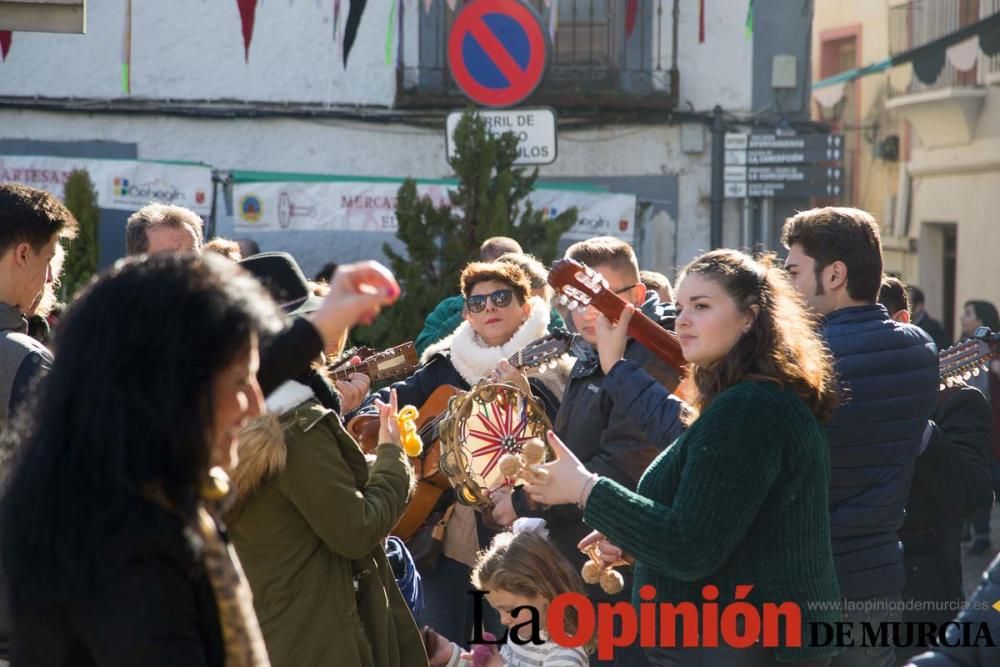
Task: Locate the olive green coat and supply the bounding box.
[224,390,427,667]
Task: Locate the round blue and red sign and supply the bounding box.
[447,0,549,108]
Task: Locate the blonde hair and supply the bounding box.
[472,530,590,645]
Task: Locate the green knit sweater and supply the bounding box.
[583,381,842,662]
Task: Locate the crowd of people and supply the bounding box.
[0,181,998,667]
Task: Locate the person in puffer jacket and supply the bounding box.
[783,207,939,667]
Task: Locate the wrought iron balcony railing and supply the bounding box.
[396,0,678,111]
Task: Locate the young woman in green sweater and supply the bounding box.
[525,249,842,666]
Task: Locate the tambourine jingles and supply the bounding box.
[437,380,553,508]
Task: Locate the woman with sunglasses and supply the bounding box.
[350,260,572,650]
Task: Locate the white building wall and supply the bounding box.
[0,0,755,276]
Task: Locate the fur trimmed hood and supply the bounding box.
[228,381,320,501]
[421,296,573,400]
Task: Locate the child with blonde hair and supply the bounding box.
[426,522,591,667]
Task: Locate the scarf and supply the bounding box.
[447,296,551,385]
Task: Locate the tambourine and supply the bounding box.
[437,380,552,508]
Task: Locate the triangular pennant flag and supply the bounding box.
[981,20,1000,56]
[343,0,368,65]
[745,0,754,38]
[236,0,258,62]
[0,31,11,61]
[946,36,978,72]
[548,0,558,42]
[122,0,132,94]
[423,0,432,12]
[813,82,845,109]
[912,46,945,85]
[446,0,457,11]
[625,0,638,39]
[334,0,342,43]
[699,0,706,43]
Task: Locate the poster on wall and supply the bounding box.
[232,179,637,244]
[0,155,213,216]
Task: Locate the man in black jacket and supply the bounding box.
[784,208,939,667]
[879,277,994,662]
[500,237,684,666]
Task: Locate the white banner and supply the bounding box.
[233,180,636,243]
[0,155,213,216]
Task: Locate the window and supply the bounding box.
[397,0,675,110]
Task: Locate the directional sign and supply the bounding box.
[448,0,549,108]
[747,166,843,183]
[747,181,844,198]
[747,134,844,150]
[747,147,843,165]
[725,131,845,198]
[446,108,557,165]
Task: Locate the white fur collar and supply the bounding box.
[265,380,315,416]
[446,296,551,386]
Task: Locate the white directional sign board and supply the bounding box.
[446,108,558,166]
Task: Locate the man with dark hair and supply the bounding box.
[0,184,77,424]
[783,208,939,667]
[0,183,78,661]
[125,203,204,256]
[909,286,951,351]
[878,276,994,664]
[478,236,522,262]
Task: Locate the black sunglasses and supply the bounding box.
[466,289,515,313]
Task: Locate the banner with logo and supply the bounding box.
[232,179,636,244]
[0,155,213,216]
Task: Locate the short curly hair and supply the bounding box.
[459,261,531,304]
[0,183,78,256]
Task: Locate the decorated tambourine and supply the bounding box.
[437,380,552,508]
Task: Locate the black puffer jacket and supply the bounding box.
[512,294,682,597]
[822,305,939,599]
[899,385,993,631]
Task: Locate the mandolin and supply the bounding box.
[329,341,418,385]
[547,258,687,375]
[938,326,1000,391]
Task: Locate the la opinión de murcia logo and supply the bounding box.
[466,586,1000,661]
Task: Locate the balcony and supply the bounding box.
[886,0,990,147]
[396,0,678,112]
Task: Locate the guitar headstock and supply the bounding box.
[513,329,577,372]
[367,342,419,382]
[939,326,1000,390]
[548,258,610,311]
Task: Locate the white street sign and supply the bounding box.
[724,132,748,150]
[446,108,558,166]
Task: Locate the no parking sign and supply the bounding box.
[447,0,549,108]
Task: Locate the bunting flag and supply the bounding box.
[343,0,368,65]
[446,0,457,11]
[385,0,398,65]
[625,0,638,39]
[333,0,342,44]
[122,0,132,94]
[0,31,11,61]
[946,36,979,72]
[698,0,705,43]
[745,0,754,38]
[423,0,432,12]
[236,0,258,62]
[548,0,558,42]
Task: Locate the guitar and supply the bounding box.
[356,329,577,542]
[329,342,418,385]
[938,326,1000,391]
[547,257,687,375]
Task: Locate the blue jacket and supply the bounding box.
[822,305,939,599]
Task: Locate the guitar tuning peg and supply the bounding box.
[939,383,946,391]
[972,366,981,377]
[567,300,579,311]
[946,377,955,388]
[963,371,972,381]
[558,294,569,306]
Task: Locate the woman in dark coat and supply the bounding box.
[1,253,398,666]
